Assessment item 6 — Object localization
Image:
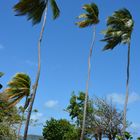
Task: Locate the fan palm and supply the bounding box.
[13,0,60,139]
[76,3,99,140]
[101,8,134,132]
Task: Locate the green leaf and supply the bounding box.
[50,0,60,19]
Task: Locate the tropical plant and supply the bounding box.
[5,73,31,108]
[13,0,60,139]
[76,3,99,140]
[101,8,134,131]
[4,73,31,139]
[116,131,133,140]
[43,118,78,140]
[0,105,21,140]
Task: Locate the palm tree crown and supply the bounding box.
[14,0,60,25]
[101,8,134,50]
[76,3,99,28]
[5,73,31,107]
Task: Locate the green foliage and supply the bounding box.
[66,92,93,127]
[14,0,47,25]
[50,0,60,19]
[76,3,99,28]
[101,8,134,50]
[4,73,31,108]
[42,118,78,140]
[14,0,60,25]
[116,132,133,140]
[67,93,125,139]
[0,106,21,139]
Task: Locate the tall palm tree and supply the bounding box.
[76,3,99,140]
[101,8,134,132]
[13,0,60,139]
[4,73,31,139]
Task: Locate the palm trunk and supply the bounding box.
[17,111,24,140]
[80,26,96,140]
[123,42,131,132]
[23,4,48,140]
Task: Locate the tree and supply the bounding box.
[42,118,78,140]
[13,0,60,139]
[76,3,99,140]
[4,73,31,139]
[0,105,21,140]
[92,98,124,140]
[101,8,134,131]
[66,92,94,140]
[67,93,125,140]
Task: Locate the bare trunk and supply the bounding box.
[80,26,96,140]
[23,5,48,140]
[123,42,131,132]
[17,111,24,140]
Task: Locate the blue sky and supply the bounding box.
[0,0,140,137]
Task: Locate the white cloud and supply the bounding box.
[44,100,58,108]
[107,92,140,105]
[0,44,4,50]
[25,60,37,67]
[31,112,43,120]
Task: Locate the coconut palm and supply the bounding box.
[4,73,31,139]
[13,0,60,139]
[101,8,134,132]
[5,73,31,108]
[76,3,99,140]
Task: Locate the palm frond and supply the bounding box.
[4,73,31,107]
[50,0,60,19]
[14,0,47,25]
[76,3,99,28]
[76,20,93,28]
[101,8,134,50]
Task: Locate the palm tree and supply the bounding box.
[76,3,99,140]
[4,73,31,139]
[101,8,134,132]
[13,0,60,139]
[5,73,31,108]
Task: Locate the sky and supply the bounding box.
[0,0,140,138]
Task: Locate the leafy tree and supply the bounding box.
[92,98,124,140]
[13,1,60,139]
[66,92,94,139]
[67,93,125,140]
[42,118,78,140]
[0,106,21,140]
[76,3,99,140]
[101,8,134,131]
[3,73,31,139]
